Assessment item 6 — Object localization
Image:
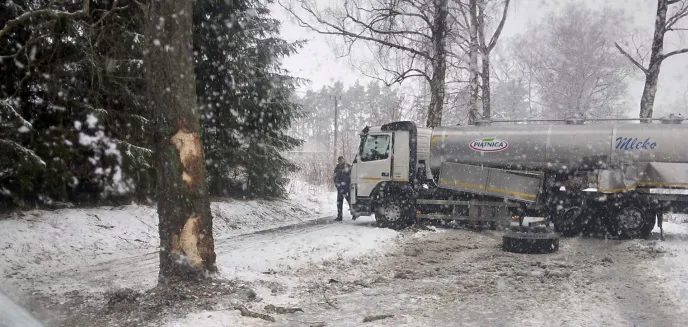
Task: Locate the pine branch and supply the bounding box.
[90,107,150,124]
[0,34,52,59]
[0,98,32,127]
[0,139,46,166]
[90,0,130,28]
[0,0,90,39]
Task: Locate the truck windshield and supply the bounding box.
[360,134,390,162]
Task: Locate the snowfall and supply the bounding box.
[1,180,687,326]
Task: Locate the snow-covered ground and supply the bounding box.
[651,219,688,310]
[0,181,344,295]
[3,187,688,327]
[165,220,688,327]
[0,179,404,327]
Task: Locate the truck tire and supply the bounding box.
[606,205,656,239]
[502,232,559,254]
[375,197,413,230]
[551,206,584,237]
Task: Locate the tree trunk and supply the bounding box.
[146,0,217,283]
[477,0,489,120]
[468,0,481,123]
[639,0,668,122]
[481,57,491,119]
[640,65,661,122]
[426,0,448,128]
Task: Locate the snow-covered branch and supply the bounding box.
[0,34,52,59]
[0,0,90,39]
[0,98,32,127]
[0,139,46,166]
[88,106,150,125]
[115,139,152,155]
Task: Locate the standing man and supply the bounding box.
[334,156,351,221]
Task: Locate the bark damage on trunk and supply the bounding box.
[146,0,217,283]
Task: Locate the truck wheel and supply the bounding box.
[375,198,413,230]
[551,207,584,237]
[502,232,559,254]
[607,205,656,239]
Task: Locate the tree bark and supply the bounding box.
[477,0,510,121]
[468,0,481,123]
[477,0,489,120]
[481,57,491,119]
[146,0,217,283]
[639,0,669,122]
[426,0,449,128]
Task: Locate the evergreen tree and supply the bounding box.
[0,0,147,206]
[193,0,304,197]
[1,0,303,206]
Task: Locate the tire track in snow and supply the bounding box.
[30,216,347,291]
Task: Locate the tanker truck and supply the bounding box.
[348,116,688,239]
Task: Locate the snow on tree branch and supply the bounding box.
[0,139,46,166]
[0,98,32,127]
[89,107,150,125]
[0,0,91,39]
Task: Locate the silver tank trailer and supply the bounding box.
[429,123,688,173]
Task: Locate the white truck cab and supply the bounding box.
[350,122,432,219]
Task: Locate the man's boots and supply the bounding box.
[334,216,343,221]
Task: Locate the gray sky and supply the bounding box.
[271,0,688,117]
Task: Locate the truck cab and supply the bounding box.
[350,122,432,219]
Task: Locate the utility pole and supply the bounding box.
[331,95,341,162]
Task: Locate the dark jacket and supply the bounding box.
[334,163,351,190]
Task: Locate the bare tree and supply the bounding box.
[281,0,449,127]
[511,4,632,119]
[477,0,510,120]
[467,0,480,122]
[615,0,688,121]
[146,0,216,282]
[443,0,509,123]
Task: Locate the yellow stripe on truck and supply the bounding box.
[361,177,408,182]
[439,178,537,199]
[599,181,688,193]
[361,177,384,181]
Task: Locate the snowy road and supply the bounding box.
[3,204,688,327]
[167,223,688,327]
